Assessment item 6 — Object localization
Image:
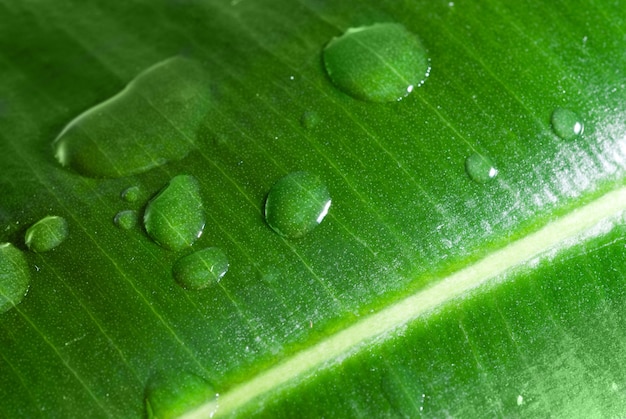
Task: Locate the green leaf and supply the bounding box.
[1,0,626,417]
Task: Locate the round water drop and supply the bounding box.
[172,247,228,290]
[323,23,429,102]
[53,57,212,178]
[0,243,30,314]
[121,186,140,203]
[114,210,137,230]
[551,108,584,140]
[144,175,205,250]
[265,171,331,239]
[25,216,69,252]
[465,153,498,183]
[145,370,217,419]
[300,111,320,129]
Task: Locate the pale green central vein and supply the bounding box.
[183,186,626,418]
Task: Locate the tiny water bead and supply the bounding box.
[0,243,30,314]
[323,23,429,102]
[551,108,584,140]
[172,247,228,290]
[25,216,69,252]
[145,370,217,419]
[53,57,212,178]
[264,171,331,239]
[114,210,137,230]
[143,175,205,250]
[465,153,498,183]
[121,186,140,203]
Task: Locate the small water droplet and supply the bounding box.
[264,171,331,239]
[0,243,30,314]
[172,247,228,290]
[145,370,217,419]
[300,111,320,129]
[114,210,138,230]
[121,186,140,203]
[551,108,584,140]
[144,175,205,250]
[25,216,69,252]
[465,153,498,183]
[53,57,211,178]
[323,23,429,102]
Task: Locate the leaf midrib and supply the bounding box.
[182,185,626,418]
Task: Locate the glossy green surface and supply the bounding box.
[0,0,625,417]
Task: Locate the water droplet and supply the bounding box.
[0,243,30,314]
[172,247,228,290]
[53,57,211,178]
[381,370,426,417]
[465,153,498,183]
[145,370,217,419]
[114,210,138,230]
[264,171,331,238]
[25,216,69,252]
[300,111,320,129]
[323,23,429,102]
[551,108,584,140]
[144,175,205,250]
[121,186,140,203]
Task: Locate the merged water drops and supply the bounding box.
[323,23,430,102]
[114,210,138,230]
[265,171,331,239]
[0,243,30,314]
[144,175,205,250]
[53,57,211,178]
[172,247,229,290]
[145,370,217,419]
[25,215,69,252]
[465,153,498,183]
[551,108,584,140]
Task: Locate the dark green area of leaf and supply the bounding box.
[0,0,625,417]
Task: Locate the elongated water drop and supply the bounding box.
[265,171,331,239]
[25,216,69,252]
[144,175,205,250]
[172,247,228,290]
[54,57,211,178]
[323,23,429,102]
[551,108,584,140]
[465,153,498,183]
[0,243,30,314]
[114,210,137,230]
[145,371,217,419]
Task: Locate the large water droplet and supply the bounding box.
[265,171,331,238]
[172,247,228,290]
[0,243,31,314]
[323,23,429,102]
[121,186,141,203]
[465,153,498,183]
[551,108,584,140]
[53,57,211,178]
[144,175,205,250]
[145,370,217,419]
[114,210,137,230]
[25,216,69,252]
